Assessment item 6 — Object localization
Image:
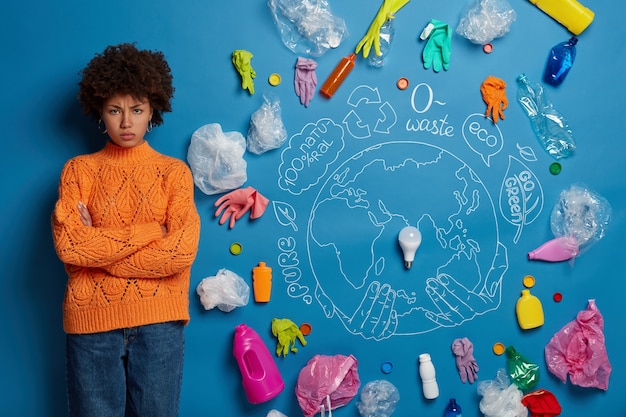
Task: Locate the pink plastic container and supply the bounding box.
[233,323,284,404]
[528,236,579,262]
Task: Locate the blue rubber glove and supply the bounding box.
[419,19,451,72]
[294,57,317,107]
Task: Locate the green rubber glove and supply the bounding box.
[271,318,307,357]
[355,0,410,58]
[232,49,256,94]
[420,19,451,72]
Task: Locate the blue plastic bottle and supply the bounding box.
[544,37,578,86]
[445,398,462,417]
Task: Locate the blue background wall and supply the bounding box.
[2,0,624,416]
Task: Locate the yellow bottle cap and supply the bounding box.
[493,342,505,355]
[523,275,535,288]
[268,73,281,86]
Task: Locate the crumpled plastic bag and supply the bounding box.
[477,369,527,417]
[356,379,399,417]
[544,299,612,390]
[550,184,612,254]
[196,268,250,312]
[187,123,247,195]
[296,354,360,417]
[247,94,288,155]
[456,0,516,45]
[267,410,288,417]
[267,0,348,57]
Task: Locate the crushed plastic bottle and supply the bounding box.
[516,73,575,159]
[544,37,578,86]
[369,19,394,67]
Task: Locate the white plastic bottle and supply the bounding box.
[418,353,439,399]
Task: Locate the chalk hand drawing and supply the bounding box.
[499,156,544,244]
[307,141,508,339]
[423,242,508,327]
[461,113,504,167]
[343,85,397,139]
[278,118,345,195]
[516,143,538,162]
[273,201,298,231]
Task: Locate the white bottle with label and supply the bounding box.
[418,353,439,399]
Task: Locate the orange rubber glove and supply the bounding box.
[481,75,508,123]
[214,186,269,228]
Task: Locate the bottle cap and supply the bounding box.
[553,292,563,302]
[396,77,409,90]
[483,43,493,54]
[549,162,562,175]
[299,323,312,335]
[493,342,505,355]
[381,361,393,374]
[230,242,243,255]
[523,275,536,288]
[268,73,281,86]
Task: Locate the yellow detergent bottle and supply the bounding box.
[516,289,544,329]
[528,0,594,35]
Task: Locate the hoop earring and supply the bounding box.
[98,119,107,134]
[147,120,153,133]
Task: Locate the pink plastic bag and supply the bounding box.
[544,299,612,390]
[295,354,360,417]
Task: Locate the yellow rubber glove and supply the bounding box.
[271,318,307,357]
[232,49,256,94]
[355,0,410,58]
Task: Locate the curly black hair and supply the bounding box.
[78,43,174,126]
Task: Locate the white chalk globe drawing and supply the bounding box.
[307,141,509,339]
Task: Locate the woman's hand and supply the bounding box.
[78,201,92,227]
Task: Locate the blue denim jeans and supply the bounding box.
[66,321,184,417]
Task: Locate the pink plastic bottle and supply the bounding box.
[528,235,579,262]
[233,324,284,403]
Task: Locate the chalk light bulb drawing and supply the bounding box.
[398,226,422,269]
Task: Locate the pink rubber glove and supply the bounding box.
[294,57,318,107]
[452,337,479,384]
[214,186,269,228]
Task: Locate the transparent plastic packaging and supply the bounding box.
[187,123,247,195]
[516,73,575,159]
[456,0,517,45]
[267,0,348,57]
[477,369,527,417]
[196,269,250,312]
[247,94,288,155]
[356,380,400,417]
[544,37,578,86]
[369,19,394,67]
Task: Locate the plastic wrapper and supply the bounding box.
[247,94,288,155]
[267,0,348,57]
[545,299,612,390]
[267,410,288,417]
[296,354,360,417]
[456,0,516,45]
[477,369,527,417]
[505,346,540,390]
[550,184,611,254]
[196,268,250,312]
[187,123,247,195]
[356,380,399,417]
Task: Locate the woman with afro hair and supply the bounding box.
[52,43,200,417]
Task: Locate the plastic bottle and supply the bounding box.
[528,235,579,262]
[369,19,394,68]
[445,398,463,417]
[252,261,272,302]
[544,37,578,86]
[516,289,545,330]
[233,324,284,404]
[527,0,594,35]
[320,53,356,98]
[418,353,439,399]
[516,73,575,159]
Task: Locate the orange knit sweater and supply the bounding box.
[52,141,201,334]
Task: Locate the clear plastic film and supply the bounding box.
[267,0,348,57]
[477,369,527,417]
[247,93,288,155]
[196,269,250,312]
[356,380,400,417]
[456,0,517,45]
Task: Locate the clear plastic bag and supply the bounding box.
[196,268,250,312]
[247,94,288,155]
[267,0,348,57]
[356,380,399,417]
[296,354,360,417]
[456,0,517,45]
[187,123,247,195]
[477,369,527,417]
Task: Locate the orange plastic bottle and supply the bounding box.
[252,262,272,302]
[320,53,356,98]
